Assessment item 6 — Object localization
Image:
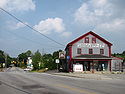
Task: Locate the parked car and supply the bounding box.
[24,68,32,71]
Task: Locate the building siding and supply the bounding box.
[72,34,109,58]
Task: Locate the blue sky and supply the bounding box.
[0,0,125,57]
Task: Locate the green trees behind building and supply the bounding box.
[0,49,62,70]
[32,50,62,70]
[17,50,62,70]
[112,51,125,61]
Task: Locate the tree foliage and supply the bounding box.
[17,50,32,68]
[0,50,5,63]
[32,50,42,70]
[0,49,63,70]
[0,50,5,68]
[112,51,125,61]
[43,54,55,70]
[0,50,12,68]
[32,50,62,70]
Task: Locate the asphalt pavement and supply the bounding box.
[0,67,125,94]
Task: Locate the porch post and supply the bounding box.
[69,45,72,72]
[92,62,94,73]
[109,60,111,72]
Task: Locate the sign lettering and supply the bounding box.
[77,43,105,48]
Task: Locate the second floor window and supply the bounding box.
[100,49,104,54]
[92,37,96,43]
[77,48,81,54]
[85,37,89,43]
[89,49,93,54]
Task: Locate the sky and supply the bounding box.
[0,0,125,57]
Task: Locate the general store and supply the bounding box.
[64,31,113,72]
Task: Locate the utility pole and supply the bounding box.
[42,48,45,55]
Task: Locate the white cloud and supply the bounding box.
[61,32,72,37]
[95,19,125,32]
[92,0,107,8]
[34,18,72,37]
[0,0,35,11]
[15,22,28,29]
[74,0,112,26]
[7,21,28,30]
[0,0,7,7]
[34,18,65,34]
[74,0,125,32]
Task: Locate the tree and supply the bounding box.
[113,51,125,61]
[17,50,32,68]
[42,54,55,70]
[0,50,12,68]
[6,55,12,67]
[25,50,32,57]
[122,51,125,55]
[32,50,42,70]
[0,50,5,68]
[53,49,62,59]
[18,53,27,62]
[42,50,62,70]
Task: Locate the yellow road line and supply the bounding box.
[55,84,97,94]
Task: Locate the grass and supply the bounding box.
[31,68,48,73]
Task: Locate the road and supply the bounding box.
[0,67,125,94]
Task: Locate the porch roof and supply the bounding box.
[73,54,112,60]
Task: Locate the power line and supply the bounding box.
[4,30,64,49]
[0,7,65,47]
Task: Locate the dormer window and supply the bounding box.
[92,37,96,43]
[85,37,89,43]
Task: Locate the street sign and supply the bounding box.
[55,59,60,63]
[67,56,70,60]
[38,62,41,66]
[59,51,65,59]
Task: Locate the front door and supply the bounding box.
[84,61,90,71]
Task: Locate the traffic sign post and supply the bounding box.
[38,62,41,70]
[55,59,59,72]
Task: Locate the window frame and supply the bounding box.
[85,37,89,43]
[77,48,82,54]
[100,49,104,54]
[92,37,96,43]
[89,49,93,54]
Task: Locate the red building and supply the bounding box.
[65,31,112,72]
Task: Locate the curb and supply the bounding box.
[50,73,113,80]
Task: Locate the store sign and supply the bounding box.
[59,51,65,59]
[73,64,83,72]
[77,43,105,48]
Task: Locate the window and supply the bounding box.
[85,37,89,43]
[77,48,81,54]
[92,37,96,43]
[89,49,93,54]
[100,49,104,54]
